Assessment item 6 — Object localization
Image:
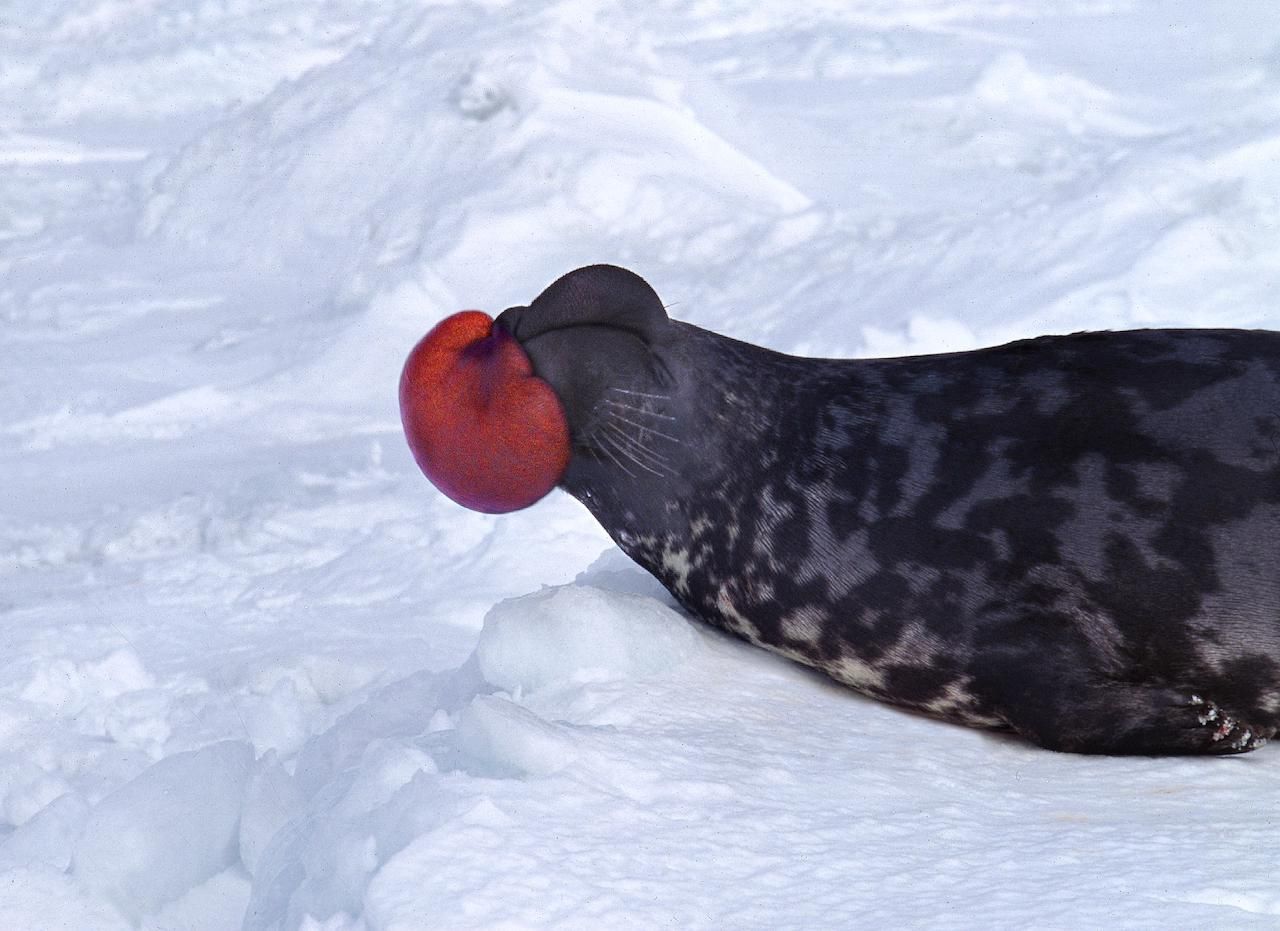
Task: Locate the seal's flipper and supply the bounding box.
[985,675,1271,755]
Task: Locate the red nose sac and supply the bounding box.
[399,310,571,513]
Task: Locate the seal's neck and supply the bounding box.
[561,321,830,555]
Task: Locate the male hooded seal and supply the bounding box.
[400,264,1280,755]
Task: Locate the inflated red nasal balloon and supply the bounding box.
[399,310,571,513]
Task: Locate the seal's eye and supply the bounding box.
[399,310,571,513]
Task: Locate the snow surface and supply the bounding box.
[4,0,1280,927]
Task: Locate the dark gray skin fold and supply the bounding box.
[495,264,1280,755]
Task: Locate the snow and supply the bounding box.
[474,580,705,694]
[3,0,1280,927]
[74,740,254,919]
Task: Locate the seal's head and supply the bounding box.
[399,265,672,513]
[494,264,671,441]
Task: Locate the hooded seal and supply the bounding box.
[404,264,1280,755]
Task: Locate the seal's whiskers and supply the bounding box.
[599,409,682,445]
[595,433,638,478]
[601,423,670,477]
[609,387,671,401]
[603,398,677,421]
[604,422,675,476]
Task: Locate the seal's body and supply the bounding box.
[409,264,1280,754]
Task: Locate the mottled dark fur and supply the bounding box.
[497,265,1280,755]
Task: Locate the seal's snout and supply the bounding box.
[400,265,672,512]
[399,309,570,514]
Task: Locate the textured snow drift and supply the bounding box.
[4,1,1280,928]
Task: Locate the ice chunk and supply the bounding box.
[454,695,581,777]
[20,647,154,716]
[73,740,254,920]
[244,676,310,757]
[240,751,306,878]
[475,583,703,694]
[243,741,457,931]
[0,792,90,871]
[972,51,1150,136]
[0,757,73,827]
[574,546,672,599]
[140,868,253,931]
[15,647,171,755]
[291,668,463,799]
[0,866,130,930]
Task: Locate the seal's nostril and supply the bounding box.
[399,309,570,514]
